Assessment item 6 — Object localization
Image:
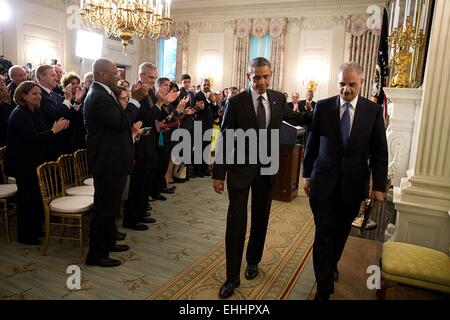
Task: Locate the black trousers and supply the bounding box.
[309,187,361,295]
[124,157,155,226]
[87,175,126,261]
[225,174,273,282]
[15,172,44,243]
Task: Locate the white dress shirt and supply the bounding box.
[339,95,359,134]
[250,86,271,129]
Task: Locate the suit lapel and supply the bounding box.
[266,90,279,130]
[245,88,258,128]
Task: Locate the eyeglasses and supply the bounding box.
[103,70,121,77]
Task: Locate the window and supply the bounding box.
[249,35,272,63]
[76,30,103,60]
[157,37,177,80]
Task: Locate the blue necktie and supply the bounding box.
[341,103,351,147]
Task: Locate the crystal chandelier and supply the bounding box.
[79,0,173,53]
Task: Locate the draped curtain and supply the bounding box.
[232,18,287,91]
[269,18,287,91]
[345,15,381,98]
[232,19,252,91]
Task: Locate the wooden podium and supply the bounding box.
[273,144,304,202]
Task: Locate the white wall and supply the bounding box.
[1,0,146,83]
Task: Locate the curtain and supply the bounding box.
[345,15,381,98]
[232,19,252,91]
[269,18,287,91]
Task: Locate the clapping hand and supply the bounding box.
[52,118,70,135]
[131,82,149,101]
[164,91,181,106]
[176,96,189,113]
[64,84,74,101]
[132,121,144,142]
[75,86,86,104]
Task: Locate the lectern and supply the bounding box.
[273,122,305,202]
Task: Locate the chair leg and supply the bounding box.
[1,199,11,242]
[4,209,10,242]
[79,217,84,263]
[60,217,65,243]
[42,214,51,256]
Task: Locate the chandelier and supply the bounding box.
[79,0,173,53]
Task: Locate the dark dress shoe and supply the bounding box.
[153,194,167,201]
[110,244,130,252]
[86,258,121,268]
[219,280,240,299]
[245,265,259,280]
[333,267,339,282]
[139,217,156,224]
[314,292,330,301]
[161,187,175,194]
[115,231,127,241]
[123,223,149,231]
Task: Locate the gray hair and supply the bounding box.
[338,62,364,78]
[139,62,157,74]
[248,57,272,72]
[8,65,25,79]
[83,72,94,82]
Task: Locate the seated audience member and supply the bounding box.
[0,75,14,146]
[5,81,69,245]
[300,89,317,112]
[288,92,301,112]
[7,65,28,100]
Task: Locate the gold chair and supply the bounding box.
[37,161,94,262]
[58,154,94,197]
[0,146,17,242]
[73,149,93,186]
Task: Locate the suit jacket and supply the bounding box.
[5,105,55,177]
[134,94,158,160]
[7,82,18,101]
[179,87,195,132]
[83,82,134,176]
[195,91,215,130]
[39,88,73,158]
[212,88,311,189]
[0,102,14,146]
[299,100,317,112]
[303,95,388,203]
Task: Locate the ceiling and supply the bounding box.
[171,0,388,21]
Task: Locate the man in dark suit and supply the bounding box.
[123,62,159,231]
[212,57,311,299]
[299,90,317,112]
[195,78,215,177]
[303,62,388,300]
[179,74,196,179]
[35,64,74,160]
[7,65,28,101]
[84,58,136,268]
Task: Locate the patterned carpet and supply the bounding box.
[0,177,315,300]
[149,200,315,300]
